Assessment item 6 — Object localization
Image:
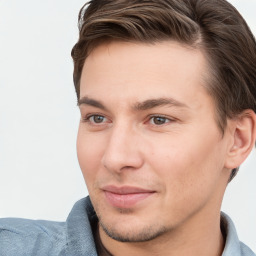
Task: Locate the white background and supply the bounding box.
[0,0,255,252]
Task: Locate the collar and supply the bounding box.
[220,212,255,256]
[64,197,98,256]
[63,197,254,256]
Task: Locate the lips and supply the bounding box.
[102,185,155,208]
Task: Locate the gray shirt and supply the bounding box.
[0,197,254,256]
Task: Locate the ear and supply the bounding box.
[225,109,256,169]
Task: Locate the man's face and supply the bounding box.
[77,41,231,242]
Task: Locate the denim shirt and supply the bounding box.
[0,197,255,256]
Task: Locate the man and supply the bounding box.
[0,0,256,255]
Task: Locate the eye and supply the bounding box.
[83,114,108,124]
[88,115,106,124]
[90,115,106,123]
[149,116,171,125]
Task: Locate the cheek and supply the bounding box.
[147,134,225,224]
[148,130,225,195]
[76,128,105,182]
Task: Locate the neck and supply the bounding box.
[99,210,225,256]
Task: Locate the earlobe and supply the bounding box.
[225,110,256,169]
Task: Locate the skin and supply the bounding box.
[77,41,254,256]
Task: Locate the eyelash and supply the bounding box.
[82,114,108,124]
[147,115,173,125]
[82,113,174,126]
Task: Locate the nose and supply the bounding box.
[101,123,144,174]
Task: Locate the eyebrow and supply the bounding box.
[78,96,188,111]
[133,98,188,111]
[78,96,107,110]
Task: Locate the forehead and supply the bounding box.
[80,40,213,112]
[83,40,206,78]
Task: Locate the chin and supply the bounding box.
[98,214,168,243]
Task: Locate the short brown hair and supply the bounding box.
[71,0,256,179]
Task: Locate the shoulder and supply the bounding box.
[240,242,256,256]
[221,212,256,256]
[0,197,98,256]
[0,217,66,255]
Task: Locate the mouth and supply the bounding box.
[102,185,156,208]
